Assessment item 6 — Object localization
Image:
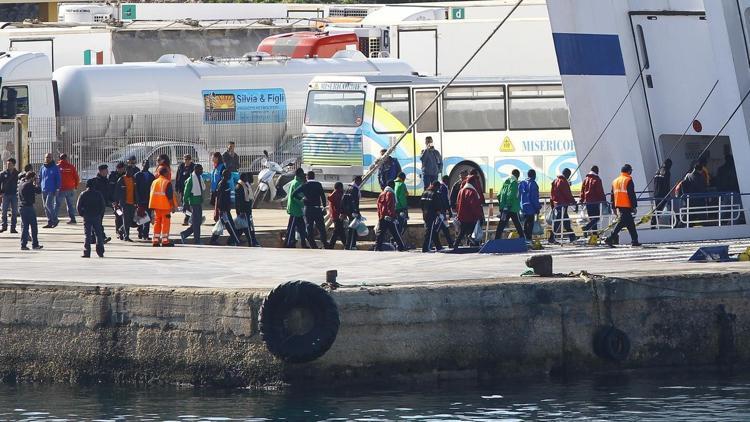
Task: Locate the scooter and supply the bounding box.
[254,150,284,208]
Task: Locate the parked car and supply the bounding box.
[79,141,210,180]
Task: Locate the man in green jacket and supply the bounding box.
[394,172,409,236]
[179,164,205,244]
[284,168,308,248]
[495,169,526,240]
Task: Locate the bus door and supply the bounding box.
[412,88,442,192]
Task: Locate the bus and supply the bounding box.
[300,74,578,196]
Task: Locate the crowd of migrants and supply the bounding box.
[0,137,737,255]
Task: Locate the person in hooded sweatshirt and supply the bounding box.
[375,180,406,251]
[77,178,106,258]
[326,182,346,249]
[18,171,43,251]
[235,172,260,247]
[454,174,484,247]
[284,168,308,248]
[210,169,240,246]
[579,165,607,235]
[549,168,578,244]
[292,170,328,249]
[180,164,205,245]
[495,169,524,240]
[519,169,541,241]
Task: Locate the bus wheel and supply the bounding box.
[449,163,482,191]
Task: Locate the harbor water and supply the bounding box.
[1,371,749,420]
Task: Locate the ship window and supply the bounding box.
[508,84,570,130]
[443,85,506,131]
[0,86,29,119]
[374,88,410,134]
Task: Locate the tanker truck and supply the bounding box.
[0,49,414,177]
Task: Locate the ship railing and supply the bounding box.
[541,192,746,241]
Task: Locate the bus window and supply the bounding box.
[414,91,439,133]
[508,85,570,130]
[374,88,410,133]
[443,85,506,131]
[305,90,365,127]
[0,86,29,119]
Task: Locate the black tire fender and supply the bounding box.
[259,280,340,363]
[593,326,631,362]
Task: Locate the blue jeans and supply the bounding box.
[42,191,58,225]
[2,193,18,229]
[20,206,39,247]
[56,189,77,221]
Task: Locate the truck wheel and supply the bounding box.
[259,280,340,363]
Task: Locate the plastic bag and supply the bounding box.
[234,214,249,230]
[134,212,151,226]
[212,220,224,236]
[471,220,483,242]
[356,220,369,237]
[532,220,543,236]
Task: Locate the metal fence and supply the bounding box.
[1,110,305,179]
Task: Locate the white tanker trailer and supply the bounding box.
[0,49,414,172]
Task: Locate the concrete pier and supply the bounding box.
[0,220,749,386]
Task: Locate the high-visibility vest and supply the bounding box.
[612,173,633,208]
[149,176,174,210]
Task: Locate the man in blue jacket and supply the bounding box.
[40,152,61,228]
[518,169,541,241]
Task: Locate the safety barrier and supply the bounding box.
[539,191,746,242]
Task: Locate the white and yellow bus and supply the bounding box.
[301,74,578,195]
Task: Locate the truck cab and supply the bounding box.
[0,51,56,168]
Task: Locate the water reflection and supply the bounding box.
[0,371,749,420]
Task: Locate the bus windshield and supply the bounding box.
[305,90,365,127]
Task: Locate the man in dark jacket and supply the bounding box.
[343,175,362,250]
[292,170,328,249]
[18,172,42,250]
[652,159,672,227]
[579,165,606,235]
[376,149,402,190]
[134,160,155,241]
[222,141,241,173]
[326,182,346,249]
[77,178,106,258]
[437,175,454,247]
[419,136,442,188]
[108,161,126,238]
[0,158,20,233]
[175,154,195,226]
[421,180,444,252]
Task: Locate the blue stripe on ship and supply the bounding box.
[553,33,626,76]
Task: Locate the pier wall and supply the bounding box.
[0,272,748,386]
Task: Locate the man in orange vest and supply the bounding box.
[605,164,641,247]
[149,166,178,247]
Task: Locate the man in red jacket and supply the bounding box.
[549,168,578,244]
[57,153,80,224]
[375,180,406,251]
[579,165,607,235]
[455,174,484,247]
[326,182,346,249]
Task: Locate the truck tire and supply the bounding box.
[449,163,484,193]
[259,280,340,363]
